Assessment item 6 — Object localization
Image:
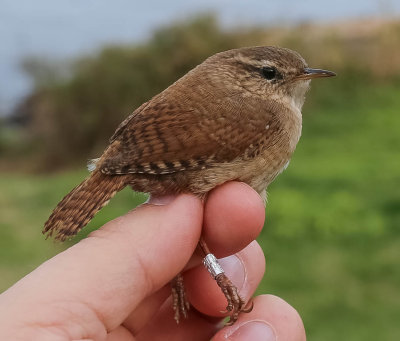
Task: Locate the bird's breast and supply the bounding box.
[239,106,303,193]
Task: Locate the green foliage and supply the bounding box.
[255,76,400,340]
[267,74,400,238]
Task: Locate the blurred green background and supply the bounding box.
[1,8,400,341]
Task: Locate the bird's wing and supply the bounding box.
[99,96,274,175]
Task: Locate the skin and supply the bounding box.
[0,182,306,340]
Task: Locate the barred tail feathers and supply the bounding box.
[43,171,128,241]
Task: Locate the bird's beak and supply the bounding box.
[297,68,336,80]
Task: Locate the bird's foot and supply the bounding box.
[202,252,253,324]
[171,274,190,324]
[215,273,253,325]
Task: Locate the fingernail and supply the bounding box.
[219,255,246,291]
[225,321,276,341]
[147,194,177,205]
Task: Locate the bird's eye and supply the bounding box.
[262,66,278,80]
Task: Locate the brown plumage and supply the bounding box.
[43,170,128,241]
[43,46,335,323]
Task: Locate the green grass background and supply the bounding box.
[1,75,399,340]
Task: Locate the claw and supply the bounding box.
[241,300,254,313]
[171,274,190,324]
[215,273,251,325]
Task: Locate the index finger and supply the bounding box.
[0,194,203,335]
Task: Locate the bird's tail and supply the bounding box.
[43,171,128,241]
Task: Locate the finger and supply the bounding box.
[123,240,264,333]
[185,241,265,317]
[122,285,171,334]
[123,182,266,331]
[106,325,135,341]
[212,295,306,341]
[185,181,265,270]
[135,298,221,341]
[204,182,265,257]
[0,194,203,335]
[133,241,265,340]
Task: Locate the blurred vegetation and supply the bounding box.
[1,14,400,340]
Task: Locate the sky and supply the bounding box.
[1,0,399,116]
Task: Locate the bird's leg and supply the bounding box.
[171,273,190,323]
[199,238,253,325]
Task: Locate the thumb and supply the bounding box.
[0,194,203,333]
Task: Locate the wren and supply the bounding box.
[44,46,335,324]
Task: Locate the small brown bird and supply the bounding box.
[43,46,335,324]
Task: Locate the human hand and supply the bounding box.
[0,182,305,340]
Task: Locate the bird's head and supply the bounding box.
[206,46,335,111]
